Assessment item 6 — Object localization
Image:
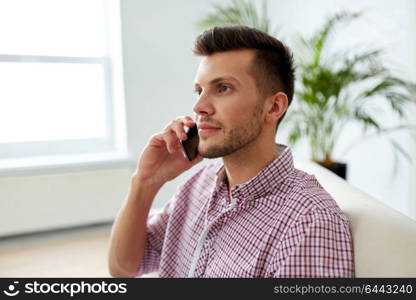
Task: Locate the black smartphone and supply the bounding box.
[180,125,199,161]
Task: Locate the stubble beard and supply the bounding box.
[198,101,264,159]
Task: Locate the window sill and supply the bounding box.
[0,152,136,177]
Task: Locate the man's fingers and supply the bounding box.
[159,116,196,153]
[183,116,195,125]
[173,116,196,140]
[171,121,188,140]
[162,129,179,153]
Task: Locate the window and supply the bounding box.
[0,0,127,171]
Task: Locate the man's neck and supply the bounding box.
[222,139,280,195]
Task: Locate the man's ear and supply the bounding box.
[265,92,288,123]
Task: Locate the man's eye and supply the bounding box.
[218,85,231,93]
[194,89,202,95]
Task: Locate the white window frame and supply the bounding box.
[0,0,129,175]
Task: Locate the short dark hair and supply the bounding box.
[192,25,295,131]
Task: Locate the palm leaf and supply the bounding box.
[388,137,413,180]
[197,0,272,33]
[310,11,361,68]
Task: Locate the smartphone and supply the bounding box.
[180,125,199,161]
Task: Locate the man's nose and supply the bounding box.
[192,93,215,116]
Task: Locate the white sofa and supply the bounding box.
[297,161,416,277]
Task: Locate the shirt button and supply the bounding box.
[229,198,237,205]
[204,239,210,247]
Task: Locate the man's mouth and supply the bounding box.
[199,128,220,135]
[198,122,221,137]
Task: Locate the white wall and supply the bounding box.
[0,166,134,237]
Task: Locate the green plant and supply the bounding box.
[197,1,416,170]
[286,11,416,166]
[196,0,277,35]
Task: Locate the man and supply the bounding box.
[108,25,355,278]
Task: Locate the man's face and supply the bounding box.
[193,49,265,158]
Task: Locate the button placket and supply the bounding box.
[188,201,237,277]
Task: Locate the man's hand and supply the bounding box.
[132,116,204,188]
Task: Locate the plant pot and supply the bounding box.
[317,161,347,180]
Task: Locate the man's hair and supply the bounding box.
[192,25,295,131]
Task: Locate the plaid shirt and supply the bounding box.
[137,144,354,278]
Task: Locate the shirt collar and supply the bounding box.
[214,143,294,201]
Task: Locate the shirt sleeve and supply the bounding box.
[268,209,355,278]
[136,198,174,277]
